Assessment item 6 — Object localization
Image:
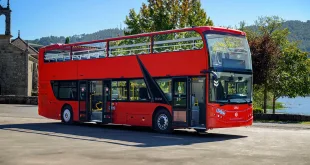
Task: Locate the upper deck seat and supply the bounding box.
[81,56,89,60]
[57,58,64,62]
[90,54,98,59]
[64,56,70,61]
[72,56,80,60]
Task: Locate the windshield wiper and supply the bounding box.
[218,99,230,106]
[243,99,251,105]
[236,98,251,105]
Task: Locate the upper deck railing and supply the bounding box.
[43,30,204,63]
[42,26,246,63]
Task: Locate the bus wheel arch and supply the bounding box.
[61,104,73,124]
[152,106,172,133]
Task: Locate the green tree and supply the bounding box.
[271,42,310,113]
[241,16,310,113]
[249,33,281,113]
[65,37,70,44]
[240,16,288,113]
[124,0,213,35]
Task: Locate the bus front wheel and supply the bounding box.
[153,109,172,134]
[61,105,73,124]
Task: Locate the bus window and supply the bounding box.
[51,81,77,100]
[111,81,127,101]
[129,79,150,101]
[155,78,172,101]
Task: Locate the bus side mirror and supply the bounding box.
[200,70,219,87]
[206,70,219,87]
[206,70,218,80]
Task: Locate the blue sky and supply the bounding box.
[0,0,309,40]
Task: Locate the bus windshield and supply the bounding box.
[206,33,252,70]
[209,72,252,104]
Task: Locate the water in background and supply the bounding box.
[275,97,310,115]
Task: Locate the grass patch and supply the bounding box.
[301,121,310,125]
[268,102,286,110]
[254,101,286,111]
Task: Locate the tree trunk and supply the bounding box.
[263,81,268,114]
[272,94,276,114]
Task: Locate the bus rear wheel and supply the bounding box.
[61,105,73,124]
[153,109,172,133]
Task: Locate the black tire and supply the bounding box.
[153,109,173,133]
[61,105,73,124]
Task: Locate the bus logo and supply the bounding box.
[235,112,238,117]
[234,106,239,110]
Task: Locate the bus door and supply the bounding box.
[171,77,190,127]
[78,81,89,122]
[89,80,104,122]
[102,80,113,124]
[190,77,206,128]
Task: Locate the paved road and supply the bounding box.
[0,104,310,165]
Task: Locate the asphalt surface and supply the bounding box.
[0,104,310,165]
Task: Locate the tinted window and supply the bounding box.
[51,81,77,100]
[155,78,172,101]
[51,81,59,98]
[129,79,150,101]
[111,81,128,100]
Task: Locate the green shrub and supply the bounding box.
[253,85,286,110]
[253,85,273,109]
[253,108,263,114]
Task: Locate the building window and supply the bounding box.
[111,81,127,101]
[129,79,150,101]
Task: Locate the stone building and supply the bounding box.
[0,0,38,96]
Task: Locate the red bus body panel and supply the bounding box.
[38,26,252,130]
[207,104,253,129]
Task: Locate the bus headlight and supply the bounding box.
[216,108,226,116]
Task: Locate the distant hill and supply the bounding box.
[28,28,124,46]
[28,20,310,53]
[282,20,310,53]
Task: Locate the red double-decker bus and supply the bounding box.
[38,26,253,133]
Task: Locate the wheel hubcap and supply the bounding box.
[157,114,169,130]
[63,109,71,122]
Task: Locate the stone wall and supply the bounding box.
[0,42,28,96]
[0,95,38,105]
[0,35,11,45]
